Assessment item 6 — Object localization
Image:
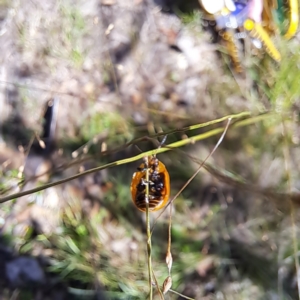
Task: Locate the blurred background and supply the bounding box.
[1,0,300,299]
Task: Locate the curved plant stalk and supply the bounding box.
[170,150,300,212]
[0,112,276,204]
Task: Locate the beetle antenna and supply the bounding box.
[159,135,167,148]
[152,134,167,159]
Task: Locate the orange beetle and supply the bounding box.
[131,155,170,212]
